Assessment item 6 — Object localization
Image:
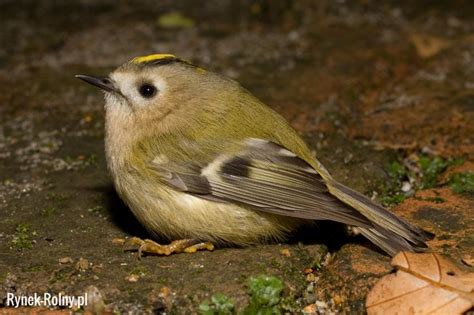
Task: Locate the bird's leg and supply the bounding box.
[182,241,215,253]
[120,237,214,258]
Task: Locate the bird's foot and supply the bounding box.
[116,237,214,258]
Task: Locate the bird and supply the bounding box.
[76,53,433,257]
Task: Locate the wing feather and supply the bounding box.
[147,138,433,255]
[149,138,373,228]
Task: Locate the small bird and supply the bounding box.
[76,54,433,257]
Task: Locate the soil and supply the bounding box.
[0,1,473,314]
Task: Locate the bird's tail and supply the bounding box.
[327,180,434,256]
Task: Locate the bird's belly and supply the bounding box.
[117,178,301,245]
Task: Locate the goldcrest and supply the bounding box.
[76,54,433,256]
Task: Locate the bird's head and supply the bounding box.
[76,54,237,135]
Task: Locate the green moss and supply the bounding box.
[419,155,464,189]
[313,260,322,271]
[413,190,445,203]
[386,160,407,179]
[199,293,235,315]
[379,155,464,206]
[26,265,43,272]
[129,265,148,277]
[425,196,445,203]
[280,295,301,314]
[380,194,406,206]
[243,275,284,315]
[82,153,98,167]
[40,206,57,216]
[156,276,168,284]
[379,160,409,206]
[449,172,474,194]
[64,153,98,169]
[11,223,34,250]
[0,272,8,283]
[418,156,447,189]
[87,205,105,215]
[198,275,286,314]
[46,192,67,201]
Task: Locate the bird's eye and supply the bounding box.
[138,83,157,98]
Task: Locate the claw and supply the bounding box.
[116,237,214,257]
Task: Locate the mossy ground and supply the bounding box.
[0,1,473,313]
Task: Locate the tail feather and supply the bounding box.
[358,225,428,256]
[327,180,434,255]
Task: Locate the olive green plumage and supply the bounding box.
[77,54,433,256]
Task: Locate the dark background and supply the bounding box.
[0,1,473,313]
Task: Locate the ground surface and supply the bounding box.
[0,1,473,314]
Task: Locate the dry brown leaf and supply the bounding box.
[75,257,89,271]
[58,256,73,264]
[463,254,474,267]
[409,33,452,58]
[302,303,317,314]
[366,251,474,315]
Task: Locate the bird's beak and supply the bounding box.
[75,75,119,93]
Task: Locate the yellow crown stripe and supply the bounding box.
[131,54,176,64]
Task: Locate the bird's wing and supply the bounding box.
[148,138,372,228]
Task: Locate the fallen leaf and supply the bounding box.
[76,258,89,271]
[366,251,474,315]
[92,263,103,273]
[157,12,194,29]
[409,33,452,59]
[58,256,73,264]
[463,254,474,267]
[280,248,291,257]
[304,268,313,274]
[302,303,317,314]
[306,273,317,282]
[159,286,171,298]
[333,294,345,305]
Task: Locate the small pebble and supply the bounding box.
[58,257,73,264]
[126,274,140,282]
[303,303,317,314]
[401,181,412,192]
